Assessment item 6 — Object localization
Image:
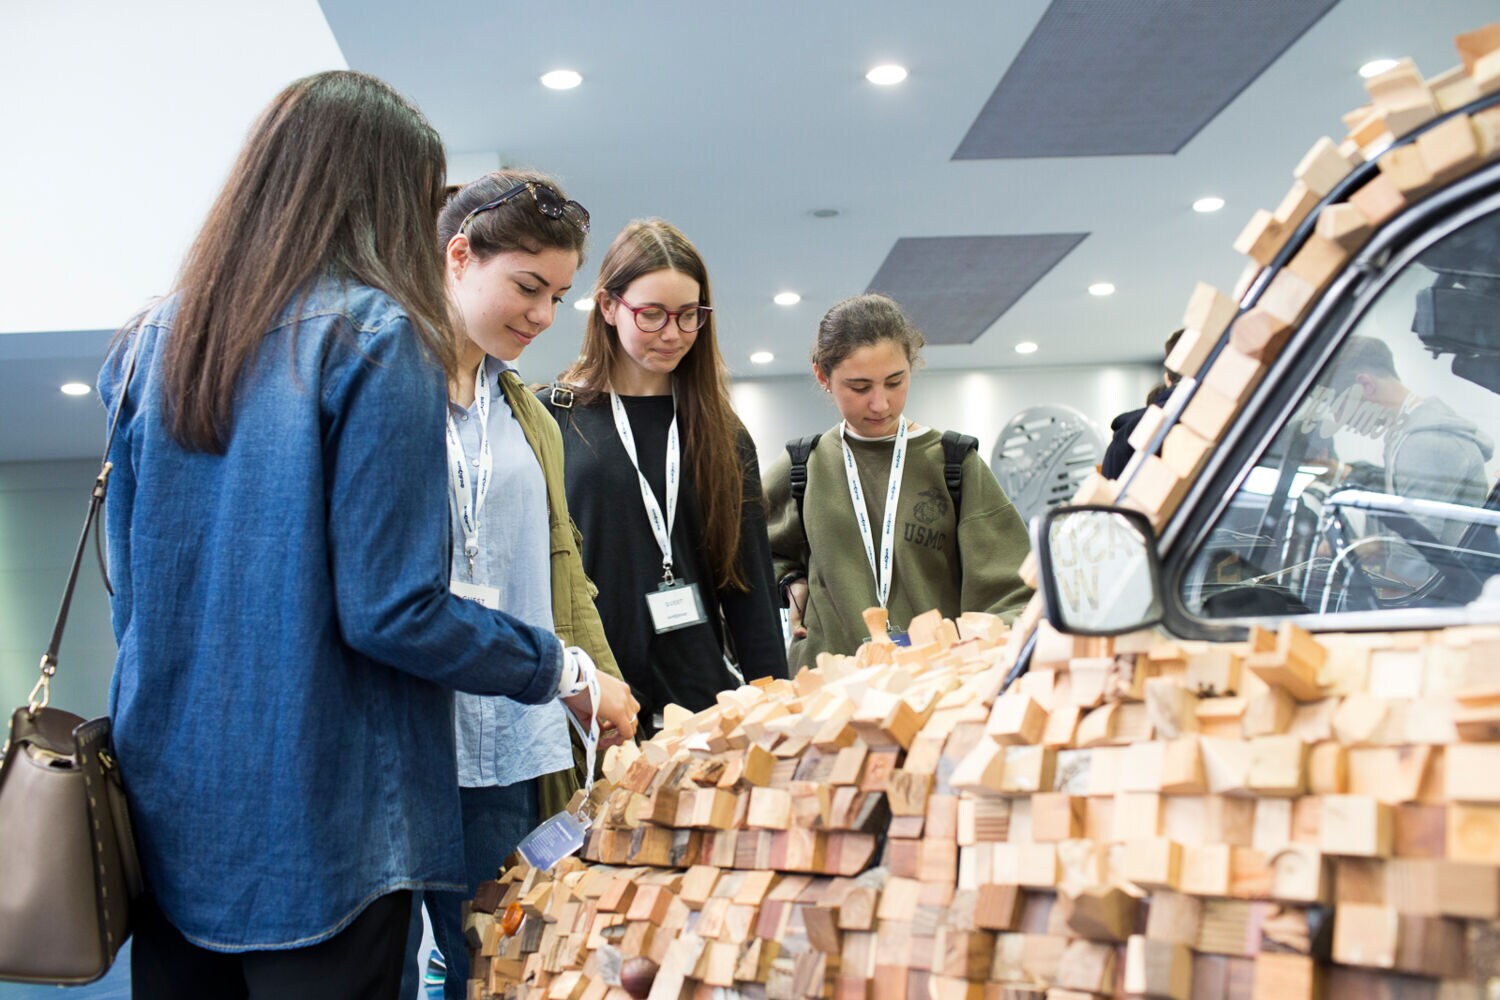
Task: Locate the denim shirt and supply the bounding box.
[448,357,570,786]
[97,278,563,952]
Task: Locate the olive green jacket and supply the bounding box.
[498,371,623,816]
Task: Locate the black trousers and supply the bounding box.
[131,890,411,1000]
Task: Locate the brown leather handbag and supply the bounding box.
[0,334,144,983]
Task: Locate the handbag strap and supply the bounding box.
[28,325,146,714]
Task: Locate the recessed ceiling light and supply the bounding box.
[573,298,594,312]
[1088,282,1116,297]
[750,351,775,365]
[1014,342,1038,355]
[1358,58,1399,79]
[773,291,801,306]
[810,208,840,219]
[865,64,908,86]
[540,69,583,90]
[60,382,91,396]
[1192,196,1225,213]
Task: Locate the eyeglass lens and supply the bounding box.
[634,306,706,334]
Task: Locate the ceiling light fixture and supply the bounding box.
[773,291,801,306]
[1358,58,1399,79]
[750,351,775,365]
[1088,282,1116,297]
[60,382,91,396]
[573,298,594,312]
[540,69,583,90]
[1014,342,1038,355]
[865,64,908,86]
[1192,196,1225,213]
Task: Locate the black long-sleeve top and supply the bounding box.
[538,390,787,731]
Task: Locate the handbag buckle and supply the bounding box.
[549,384,575,409]
[27,654,55,714]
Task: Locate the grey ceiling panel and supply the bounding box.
[954,0,1342,160]
[865,234,1087,345]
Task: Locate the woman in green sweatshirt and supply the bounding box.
[764,294,1033,671]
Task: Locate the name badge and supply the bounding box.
[645,580,707,633]
[516,809,590,871]
[450,579,501,609]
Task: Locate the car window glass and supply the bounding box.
[1184,208,1500,620]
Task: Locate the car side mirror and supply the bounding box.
[1034,504,1165,635]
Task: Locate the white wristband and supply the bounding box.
[557,646,596,699]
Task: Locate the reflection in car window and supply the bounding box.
[1185,209,1500,620]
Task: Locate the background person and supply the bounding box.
[540,219,786,735]
[765,293,1032,670]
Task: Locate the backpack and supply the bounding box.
[787,429,978,527]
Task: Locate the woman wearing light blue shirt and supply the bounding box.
[412,169,637,1000]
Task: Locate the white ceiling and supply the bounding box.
[2,0,1494,461]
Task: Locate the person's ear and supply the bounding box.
[813,362,831,393]
[445,234,471,278]
[1354,372,1378,400]
[599,291,617,326]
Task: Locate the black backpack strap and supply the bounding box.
[785,433,821,526]
[939,431,978,518]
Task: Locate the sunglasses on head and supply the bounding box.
[457,181,590,236]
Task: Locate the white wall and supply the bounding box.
[0,461,117,720]
[731,362,1161,471]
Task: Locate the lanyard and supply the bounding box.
[445,359,493,580]
[610,388,680,583]
[563,663,601,805]
[841,417,908,610]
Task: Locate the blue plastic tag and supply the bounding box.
[517,810,590,870]
[889,631,911,647]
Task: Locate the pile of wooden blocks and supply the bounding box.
[461,23,1500,1000]
[467,619,1500,1000]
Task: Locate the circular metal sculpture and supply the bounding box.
[989,404,1105,524]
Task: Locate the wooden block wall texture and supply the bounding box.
[465,27,1500,1000]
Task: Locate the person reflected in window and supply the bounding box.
[1327,336,1494,546]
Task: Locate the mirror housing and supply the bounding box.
[1034,504,1165,636]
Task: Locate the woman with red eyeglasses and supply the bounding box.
[539,219,787,735]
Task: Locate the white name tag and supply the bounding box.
[645,581,707,633]
[450,579,501,609]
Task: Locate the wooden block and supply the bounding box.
[1181,281,1239,341]
[1234,209,1289,266]
[887,770,931,818]
[1065,885,1136,942]
[1179,843,1232,897]
[1160,737,1208,794]
[1307,742,1348,795]
[1332,902,1398,969]
[1145,678,1198,740]
[1125,936,1192,1000]
[1202,346,1263,408]
[1053,938,1116,993]
[1430,63,1482,112]
[1013,842,1059,888]
[1448,803,1500,864]
[1365,57,1439,135]
[1228,306,1290,362]
[1076,702,1120,748]
[1315,201,1374,252]
[1125,838,1183,890]
[1286,232,1349,290]
[972,883,1021,931]
[1295,135,1359,196]
[1247,735,1307,797]
[1251,952,1321,1000]
[748,787,793,830]
[987,695,1047,746]
[1269,844,1328,903]
[1242,687,1295,738]
[947,740,1006,796]
[1200,736,1252,796]
[1417,113,1482,184]
[1378,142,1436,198]
[1030,792,1083,842]
[1272,181,1321,230]
[1321,795,1393,857]
[1443,744,1500,802]
[1456,22,1500,75]
[1125,403,1168,455]
[1476,105,1500,161]
[1164,325,1215,381]
[1176,386,1236,443]
[1114,791,1164,841]
[999,745,1055,796]
[1348,172,1408,228]
[1245,654,1322,703]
